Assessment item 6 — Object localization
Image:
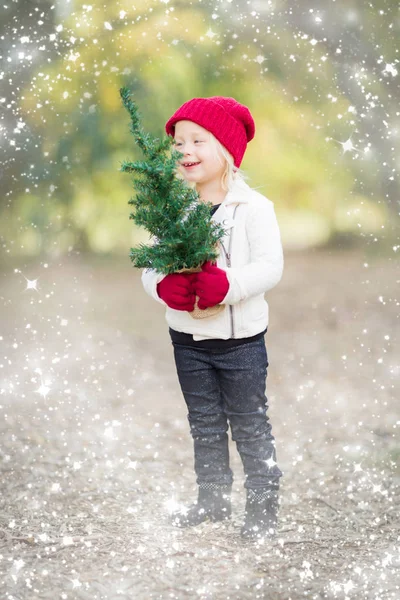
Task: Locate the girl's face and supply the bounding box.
[173,120,226,188]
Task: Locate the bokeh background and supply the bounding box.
[0,2,399,599]
[1,0,399,257]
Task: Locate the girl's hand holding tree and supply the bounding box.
[157,263,230,312]
[192,261,230,310]
[157,273,196,311]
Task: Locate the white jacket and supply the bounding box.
[141,177,284,341]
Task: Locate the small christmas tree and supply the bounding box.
[119,87,225,275]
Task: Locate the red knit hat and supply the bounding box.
[165,96,255,168]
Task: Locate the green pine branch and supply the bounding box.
[119,87,225,275]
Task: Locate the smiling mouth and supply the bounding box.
[182,162,201,168]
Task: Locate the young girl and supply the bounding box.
[141,96,284,540]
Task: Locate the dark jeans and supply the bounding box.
[172,337,282,491]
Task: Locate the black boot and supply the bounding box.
[240,488,279,540]
[171,483,232,528]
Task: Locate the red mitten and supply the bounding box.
[157,273,195,311]
[192,261,230,310]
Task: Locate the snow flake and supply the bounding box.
[164,496,182,514]
[341,138,355,153]
[343,580,355,594]
[11,558,25,574]
[382,553,393,567]
[265,456,277,468]
[104,426,115,439]
[329,581,342,594]
[36,383,51,398]
[62,536,74,546]
[67,53,79,63]
[383,63,398,77]
[25,278,39,291]
[300,560,314,581]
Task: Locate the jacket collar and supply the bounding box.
[212,178,251,230]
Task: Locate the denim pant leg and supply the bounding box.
[216,339,282,490]
[173,344,234,487]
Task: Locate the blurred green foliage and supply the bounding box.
[1,0,398,258]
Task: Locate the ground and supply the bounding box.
[0,247,399,600]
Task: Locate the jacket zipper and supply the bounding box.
[220,205,239,339]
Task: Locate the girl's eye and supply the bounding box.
[174,140,203,146]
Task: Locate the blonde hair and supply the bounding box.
[174,130,249,193]
[208,132,249,191]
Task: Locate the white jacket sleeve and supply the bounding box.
[139,234,168,305]
[222,199,284,305]
[141,268,167,305]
